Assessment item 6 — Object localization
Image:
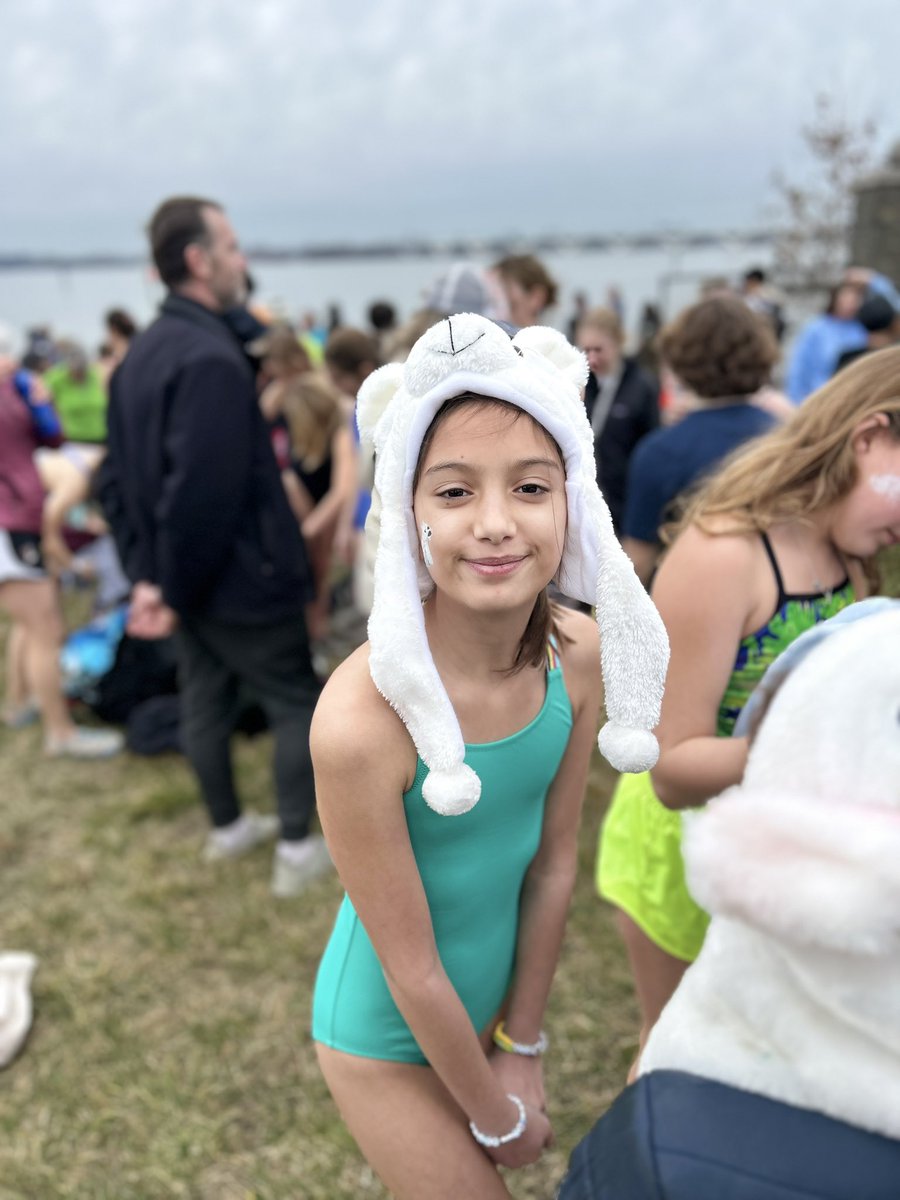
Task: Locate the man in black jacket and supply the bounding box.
[99,196,329,896]
[575,307,659,535]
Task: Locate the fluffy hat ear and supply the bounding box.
[514,324,590,390]
[356,363,405,452]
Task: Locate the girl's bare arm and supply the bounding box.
[312,652,550,1166]
[650,528,764,809]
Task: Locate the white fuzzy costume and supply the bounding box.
[640,602,900,1141]
[357,314,670,815]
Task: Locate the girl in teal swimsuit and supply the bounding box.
[309,315,668,1199]
[599,346,900,1068]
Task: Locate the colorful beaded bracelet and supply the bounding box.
[492,1020,549,1057]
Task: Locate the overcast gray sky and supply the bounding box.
[3,0,898,253]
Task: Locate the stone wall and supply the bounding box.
[851,143,900,283]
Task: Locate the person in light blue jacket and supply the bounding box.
[787,270,900,403]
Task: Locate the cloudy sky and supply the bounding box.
[3,0,898,254]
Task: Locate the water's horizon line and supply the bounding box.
[0,226,784,272]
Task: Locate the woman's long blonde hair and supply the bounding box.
[282,374,346,471]
[667,347,900,564]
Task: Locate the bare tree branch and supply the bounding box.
[772,94,877,295]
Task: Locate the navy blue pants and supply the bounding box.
[557,1071,900,1200]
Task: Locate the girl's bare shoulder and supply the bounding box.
[655,523,771,639]
[554,605,598,654]
[553,606,602,696]
[311,643,415,777]
[657,523,762,593]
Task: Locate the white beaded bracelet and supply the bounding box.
[469,1093,527,1148]
[493,1020,549,1057]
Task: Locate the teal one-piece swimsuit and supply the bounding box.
[312,644,573,1064]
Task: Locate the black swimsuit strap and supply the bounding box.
[759,530,851,607]
[759,531,788,609]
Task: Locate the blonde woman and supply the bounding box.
[281,374,357,642]
[598,347,900,1067]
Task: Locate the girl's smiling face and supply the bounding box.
[413,399,567,614]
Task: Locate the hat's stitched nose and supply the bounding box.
[434,317,485,356]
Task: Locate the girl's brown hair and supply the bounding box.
[324,328,381,374]
[413,393,570,674]
[258,324,312,376]
[492,255,559,309]
[660,295,779,398]
[667,347,900,584]
[281,374,346,471]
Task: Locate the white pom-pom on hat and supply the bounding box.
[422,765,483,816]
[599,724,660,774]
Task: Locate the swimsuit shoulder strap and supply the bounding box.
[759,531,787,609]
[546,637,561,672]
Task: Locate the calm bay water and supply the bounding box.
[2,241,772,352]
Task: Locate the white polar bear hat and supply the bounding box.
[357,313,670,816]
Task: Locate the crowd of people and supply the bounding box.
[3,194,900,1196]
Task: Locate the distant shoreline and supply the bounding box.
[0,228,776,272]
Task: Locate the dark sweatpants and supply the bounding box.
[175,612,320,841]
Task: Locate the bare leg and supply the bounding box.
[304,527,336,644]
[615,910,690,1081]
[3,622,30,714]
[316,1044,513,1200]
[0,579,74,741]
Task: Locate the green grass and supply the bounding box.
[0,629,634,1200]
[881,544,900,595]
[2,544,897,1199]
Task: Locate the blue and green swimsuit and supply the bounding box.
[597,533,855,961]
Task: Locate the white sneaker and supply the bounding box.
[202,811,280,862]
[271,834,333,897]
[45,727,124,759]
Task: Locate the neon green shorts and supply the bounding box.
[596,770,709,962]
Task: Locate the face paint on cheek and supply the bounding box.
[869,474,900,503]
[421,522,434,567]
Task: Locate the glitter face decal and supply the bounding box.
[421,523,434,567]
[869,474,900,502]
